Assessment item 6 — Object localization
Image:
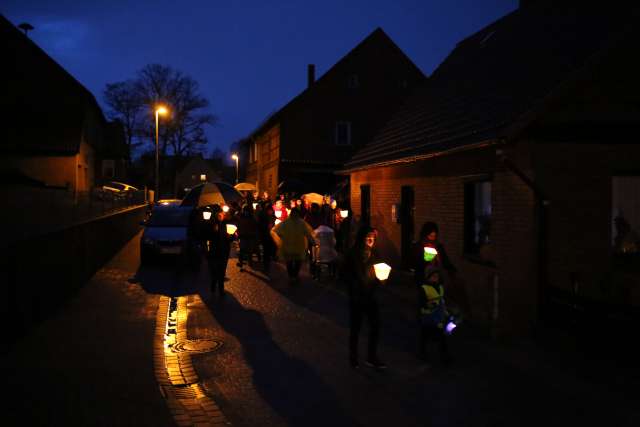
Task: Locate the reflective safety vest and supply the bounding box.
[420,283,446,327]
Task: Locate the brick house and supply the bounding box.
[0,14,124,195]
[342,2,640,336]
[241,28,425,197]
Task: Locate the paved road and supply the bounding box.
[3,232,640,426]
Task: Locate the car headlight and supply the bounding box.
[143,237,156,246]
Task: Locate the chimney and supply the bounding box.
[307,64,315,88]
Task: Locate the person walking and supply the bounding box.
[342,226,386,370]
[418,267,453,366]
[258,203,277,276]
[205,205,234,298]
[413,221,457,287]
[236,205,258,271]
[271,208,317,283]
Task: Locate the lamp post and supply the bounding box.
[231,153,239,183]
[155,105,168,202]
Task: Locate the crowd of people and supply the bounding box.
[189,190,459,371]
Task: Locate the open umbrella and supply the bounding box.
[181,182,243,208]
[302,192,324,205]
[234,182,257,191]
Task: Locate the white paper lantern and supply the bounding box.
[373,263,392,281]
[202,211,212,220]
[340,210,348,218]
[226,224,237,235]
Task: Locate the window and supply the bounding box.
[612,176,640,254]
[102,159,115,178]
[347,74,359,89]
[464,180,492,259]
[335,121,351,146]
[200,174,206,182]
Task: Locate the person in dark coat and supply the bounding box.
[413,221,457,287]
[257,203,277,276]
[341,226,386,370]
[205,204,234,298]
[236,205,258,271]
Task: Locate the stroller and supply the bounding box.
[310,225,338,280]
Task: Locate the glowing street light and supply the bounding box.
[155,105,169,202]
[231,153,239,184]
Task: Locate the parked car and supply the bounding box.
[140,204,201,269]
[102,181,139,197]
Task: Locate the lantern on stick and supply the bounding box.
[423,246,438,262]
[373,263,392,281]
[226,224,237,235]
[222,205,230,213]
[202,210,212,220]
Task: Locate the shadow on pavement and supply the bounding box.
[206,293,359,427]
[130,257,202,297]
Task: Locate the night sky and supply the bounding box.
[4,0,517,157]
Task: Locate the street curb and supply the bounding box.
[154,295,231,426]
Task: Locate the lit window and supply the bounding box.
[335,121,351,146]
[612,176,640,254]
[200,174,206,182]
[464,180,492,259]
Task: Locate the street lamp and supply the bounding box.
[155,105,169,202]
[231,153,239,183]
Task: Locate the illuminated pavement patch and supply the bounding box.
[155,296,231,426]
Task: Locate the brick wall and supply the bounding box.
[350,144,539,336]
[534,141,640,305]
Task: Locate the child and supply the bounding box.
[419,267,453,366]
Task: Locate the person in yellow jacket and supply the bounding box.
[271,208,317,283]
[419,267,453,365]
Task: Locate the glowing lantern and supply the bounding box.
[252,203,258,210]
[445,320,457,335]
[275,210,282,218]
[373,263,391,281]
[275,218,281,225]
[222,205,230,213]
[202,211,212,220]
[286,208,291,215]
[340,210,348,219]
[423,247,438,262]
[226,224,237,235]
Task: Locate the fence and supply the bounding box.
[2,186,148,246]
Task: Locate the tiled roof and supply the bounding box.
[345,4,639,171]
[0,14,105,155]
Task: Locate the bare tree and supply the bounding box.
[135,64,217,157]
[103,80,143,164]
[104,64,216,161]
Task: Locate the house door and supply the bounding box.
[360,185,371,226]
[401,185,415,269]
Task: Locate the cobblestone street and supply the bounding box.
[3,233,639,426]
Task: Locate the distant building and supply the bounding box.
[343,2,640,336]
[241,28,425,197]
[174,154,222,198]
[0,14,125,195]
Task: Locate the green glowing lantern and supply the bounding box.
[423,246,438,262]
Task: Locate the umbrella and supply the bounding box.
[181,182,244,208]
[302,192,324,205]
[234,182,256,191]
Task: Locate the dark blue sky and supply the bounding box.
[4,0,517,157]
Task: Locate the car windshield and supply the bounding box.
[147,208,191,227]
[107,182,126,191]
